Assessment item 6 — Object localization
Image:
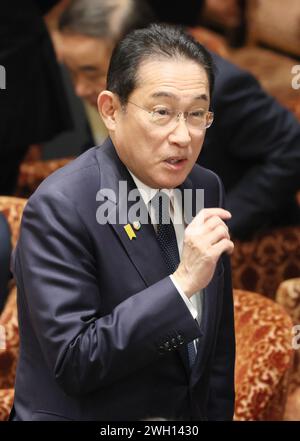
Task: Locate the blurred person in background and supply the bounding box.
[58,0,154,108]
[0,0,72,195]
[57,0,300,240]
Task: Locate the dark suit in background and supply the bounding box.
[0,0,72,194]
[10,138,235,421]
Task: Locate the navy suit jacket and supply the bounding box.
[11,138,235,421]
[199,52,300,239]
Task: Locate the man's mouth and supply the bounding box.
[165,157,187,165]
[164,157,188,169]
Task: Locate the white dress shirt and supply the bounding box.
[128,171,203,351]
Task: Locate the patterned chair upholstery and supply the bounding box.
[231,226,300,299]
[276,278,300,420]
[0,197,27,421]
[0,390,14,422]
[0,286,18,391]
[234,289,294,420]
[0,288,17,421]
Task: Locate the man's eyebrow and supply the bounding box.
[151,91,176,99]
[194,94,208,101]
[150,91,208,101]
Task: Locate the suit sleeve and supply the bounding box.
[207,253,235,420]
[211,55,300,239]
[207,175,235,420]
[14,189,201,397]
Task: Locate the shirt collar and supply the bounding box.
[128,169,174,207]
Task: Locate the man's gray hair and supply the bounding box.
[59,0,154,41]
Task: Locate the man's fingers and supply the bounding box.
[187,213,230,237]
[193,208,232,226]
[206,223,230,246]
[211,238,235,256]
[203,215,229,234]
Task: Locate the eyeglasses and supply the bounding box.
[127,101,214,130]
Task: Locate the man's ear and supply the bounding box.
[97,91,120,131]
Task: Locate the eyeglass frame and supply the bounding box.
[125,100,214,130]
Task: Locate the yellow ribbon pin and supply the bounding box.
[124,224,136,240]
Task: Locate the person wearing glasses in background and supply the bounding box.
[0,0,72,194]
[57,0,300,240]
[10,25,235,421]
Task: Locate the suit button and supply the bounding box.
[164,341,172,351]
[158,344,165,354]
[171,338,178,349]
[177,335,185,344]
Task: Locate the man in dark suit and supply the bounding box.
[10,24,235,421]
[0,213,11,313]
[57,0,300,240]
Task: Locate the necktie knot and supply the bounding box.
[151,191,179,275]
[150,190,172,227]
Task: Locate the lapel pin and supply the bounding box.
[132,220,141,231]
[124,224,136,240]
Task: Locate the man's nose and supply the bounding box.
[168,116,191,146]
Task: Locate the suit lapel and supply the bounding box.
[107,183,193,379]
[95,138,169,287]
[107,205,170,287]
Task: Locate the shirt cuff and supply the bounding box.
[169,275,198,320]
